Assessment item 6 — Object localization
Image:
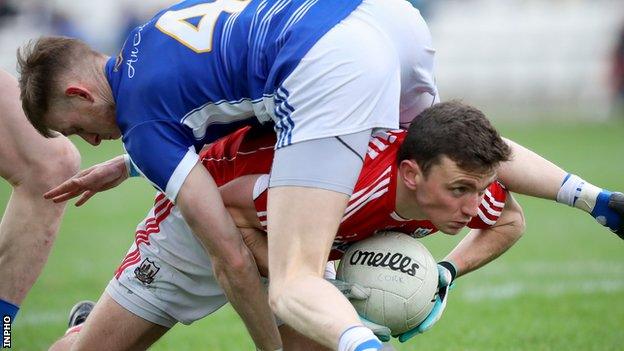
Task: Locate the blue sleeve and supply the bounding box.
[123,120,199,202]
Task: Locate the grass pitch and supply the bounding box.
[1,119,623,350]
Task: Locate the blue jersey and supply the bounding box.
[105,0,362,201]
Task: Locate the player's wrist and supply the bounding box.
[122,154,141,177]
[556,173,602,212]
[438,260,458,282]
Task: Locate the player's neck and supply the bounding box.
[91,55,115,109]
[395,177,427,220]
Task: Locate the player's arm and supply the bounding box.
[499,138,623,239]
[444,192,525,278]
[397,192,525,342]
[43,155,133,205]
[218,174,272,278]
[176,163,282,350]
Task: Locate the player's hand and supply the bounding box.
[592,191,624,239]
[327,279,391,341]
[396,261,457,342]
[44,155,129,206]
[328,279,371,300]
[361,316,391,342]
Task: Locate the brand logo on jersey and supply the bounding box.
[126,25,144,78]
[134,258,160,284]
[410,228,434,239]
[348,250,420,276]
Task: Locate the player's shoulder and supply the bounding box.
[467,181,508,229]
[371,129,405,142]
[485,181,507,205]
[353,130,404,188]
[366,129,404,159]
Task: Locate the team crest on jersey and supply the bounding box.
[134,258,160,285]
[409,228,434,239]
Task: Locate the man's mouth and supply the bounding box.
[449,221,469,229]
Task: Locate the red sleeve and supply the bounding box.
[199,126,275,187]
[253,187,269,231]
[467,181,507,229]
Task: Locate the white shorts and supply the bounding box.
[268,0,438,148]
[107,194,227,328]
[107,193,337,328]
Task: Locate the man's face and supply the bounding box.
[412,156,497,235]
[45,99,120,145]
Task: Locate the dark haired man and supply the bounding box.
[49,101,524,350]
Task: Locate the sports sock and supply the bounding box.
[556,174,602,213]
[0,298,19,324]
[338,325,383,351]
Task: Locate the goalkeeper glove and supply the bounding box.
[593,191,624,239]
[396,260,457,342]
[557,174,624,239]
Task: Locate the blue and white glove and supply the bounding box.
[592,191,624,239]
[328,279,392,342]
[396,261,458,343]
[557,174,624,240]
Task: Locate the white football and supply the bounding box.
[337,231,438,335]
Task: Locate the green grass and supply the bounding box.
[1,120,623,350]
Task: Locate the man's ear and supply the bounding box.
[398,159,422,190]
[65,86,94,102]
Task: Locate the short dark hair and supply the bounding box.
[398,100,511,175]
[16,36,97,137]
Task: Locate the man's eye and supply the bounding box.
[451,187,466,196]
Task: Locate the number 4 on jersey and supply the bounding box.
[156,0,250,53]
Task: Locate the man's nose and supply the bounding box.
[461,193,481,218]
[79,132,100,146]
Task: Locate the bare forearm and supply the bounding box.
[498,138,567,200]
[446,196,525,277]
[447,227,519,278]
[240,227,270,277]
[211,249,279,348]
[178,164,281,350]
[190,222,281,349]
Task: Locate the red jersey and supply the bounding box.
[199,127,507,260]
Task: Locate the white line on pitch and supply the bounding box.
[461,279,624,302]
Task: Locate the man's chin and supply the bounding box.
[437,225,463,235]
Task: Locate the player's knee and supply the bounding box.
[267,274,303,318]
[48,332,78,351]
[45,139,81,182]
[267,283,288,316]
[24,138,80,191]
